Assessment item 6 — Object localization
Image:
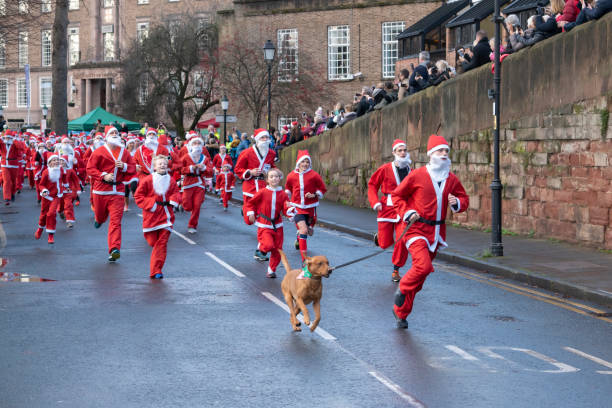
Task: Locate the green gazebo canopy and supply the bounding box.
[68,107,141,132]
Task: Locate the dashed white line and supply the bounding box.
[368,371,426,407]
[564,347,612,374]
[261,291,337,341]
[205,251,246,278]
[318,227,367,244]
[136,214,197,245]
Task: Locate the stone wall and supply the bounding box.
[278,13,612,249]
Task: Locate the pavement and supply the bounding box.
[224,183,612,308]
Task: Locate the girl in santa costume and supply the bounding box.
[212,144,233,181]
[391,135,469,329]
[180,136,210,234]
[86,126,137,262]
[35,155,65,244]
[215,161,235,211]
[284,150,327,261]
[367,139,412,282]
[245,168,295,278]
[134,155,181,279]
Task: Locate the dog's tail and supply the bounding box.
[278,249,292,274]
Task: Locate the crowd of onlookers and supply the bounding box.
[272,0,610,150]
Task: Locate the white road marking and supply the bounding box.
[205,252,245,278]
[564,347,612,374]
[318,227,366,243]
[445,345,480,361]
[477,346,579,373]
[368,371,426,408]
[136,214,196,245]
[261,291,336,341]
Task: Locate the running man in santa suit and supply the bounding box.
[391,135,469,329]
[86,126,137,262]
[0,130,26,205]
[134,155,181,279]
[134,128,171,181]
[284,150,327,261]
[234,128,276,261]
[34,154,65,244]
[367,139,412,282]
[180,136,211,233]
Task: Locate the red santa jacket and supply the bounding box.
[63,168,81,194]
[39,168,66,200]
[180,152,211,190]
[234,146,276,197]
[215,171,235,193]
[284,168,327,210]
[368,162,409,223]
[134,174,181,232]
[134,144,170,178]
[83,145,96,165]
[179,144,211,161]
[26,147,36,170]
[86,144,137,196]
[0,139,26,169]
[244,186,292,230]
[391,166,469,252]
[212,153,233,173]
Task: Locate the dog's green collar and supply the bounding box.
[302,264,312,279]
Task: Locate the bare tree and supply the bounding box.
[118,15,219,139]
[219,33,336,129]
[51,0,68,134]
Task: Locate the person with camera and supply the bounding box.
[461,31,492,72]
[409,51,430,94]
[396,69,410,100]
[512,9,560,49]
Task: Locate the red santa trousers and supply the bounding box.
[377,221,409,268]
[92,194,124,252]
[257,227,284,273]
[242,195,253,224]
[17,166,25,190]
[182,187,205,229]
[63,192,76,223]
[27,169,35,188]
[38,197,60,233]
[393,239,437,320]
[2,167,19,200]
[221,191,232,208]
[144,228,171,277]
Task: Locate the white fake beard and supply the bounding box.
[256,140,269,157]
[107,136,122,147]
[427,155,451,183]
[94,140,104,149]
[393,153,412,169]
[48,167,61,183]
[62,144,74,156]
[3,139,13,145]
[144,137,158,151]
[152,172,170,196]
[188,145,203,161]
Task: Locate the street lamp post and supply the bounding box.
[221,95,229,145]
[263,40,276,132]
[490,0,504,256]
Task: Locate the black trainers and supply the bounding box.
[94,221,101,229]
[391,270,401,282]
[392,309,408,329]
[108,248,120,262]
[373,233,379,247]
[294,240,300,250]
[254,250,269,261]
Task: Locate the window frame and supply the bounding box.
[16,78,28,108]
[42,0,52,13]
[137,0,149,4]
[327,25,351,81]
[277,29,299,83]
[103,32,115,61]
[41,30,52,67]
[278,117,298,132]
[39,77,52,107]
[18,31,28,68]
[68,27,80,66]
[0,78,8,107]
[137,22,149,43]
[0,36,5,69]
[381,21,406,79]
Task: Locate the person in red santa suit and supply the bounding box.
[0,131,26,205]
[234,128,276,259]
[368,139,412,282]
[25,139,37,189]
[391,135,469,329]
[83,133,105,210]
[86,125,137,262]
[134,155,181,279]
[59,155,81,229]
[215,161,235,211]
[284,150,327,261]
[180,136,210,233]
[134,128,171,180]
[245,168,295,277]
[123,138,139,211]
[212,144,233,177]
[34,154,65,244]
[33,142,47,203]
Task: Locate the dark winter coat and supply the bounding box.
[462,37,492,72]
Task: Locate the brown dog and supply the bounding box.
[279,250,331,332]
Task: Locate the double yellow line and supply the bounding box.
[441,265,612,323]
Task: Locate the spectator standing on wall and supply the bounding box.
[560,0,612,31]
[397,69,410,100]
[409,51,430,94]
[462,31,492,72]
[338,104,357,127]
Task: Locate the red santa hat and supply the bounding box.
[188,135,203,147]
[47,154,60,162]
[221,158,233,169]
[61,137,71,144]
[60,154,70,163]
[392,139,406,152]
[253,128,270,141]
[104,125,118,139]
[281,125,289,133]
[426,134,449,156]
[295,150,311,169]
[185,131,196,140]
[146,127,158,137]
[291,121,298,127]
[158,134,170,146]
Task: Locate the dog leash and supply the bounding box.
[329,216,417,272]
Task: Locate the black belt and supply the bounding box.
[258,213,279,231]
[418,217,445,226]
[156,201,172,207]
[186,173,200,177]
[102,179,122,186]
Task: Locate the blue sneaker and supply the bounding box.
[151,273,164,279]
[108,248,120,262]
[94,221,102,229]
[253,250,269,261]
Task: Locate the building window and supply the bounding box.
[197,16,211,47]
[68,0,79,10]
[19,0,29,14]
[328,25,350,81]
[278,117,297,132]
[138,0,149,4]
[382,22,405,79]
[168,0,179,2]
[139,75,148,105]
[137,22,149,43]
[103,0,114,7]
[17,79,28,108]
[0,0,5,17]
[0,79,7,107]
[42,0,52,13]
[0,37,5,69]
[18,32,28,68]
[40,78,52,107]
[69,27,79,65]
[41,30,52,67]
[277,29,298,82]
[103,32,115,61]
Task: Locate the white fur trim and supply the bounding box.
[427,144,449,156]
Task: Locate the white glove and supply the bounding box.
[373,202,382,212]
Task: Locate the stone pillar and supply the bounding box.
[105,78,112,112]
[80,79,86,115]
[85,79,92,113]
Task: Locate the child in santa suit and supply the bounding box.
[86,126,137,262]
[391,135,469,329]
[0,131,26,206]
[367,139,412,282]
[212,145,233,190]
[284,150,327,261]
[180,136,210,233]
[245,168,295,277]
[134,155,181,279]
[60,155,82,229]
[215,161,235,211]
[35,155,65,244]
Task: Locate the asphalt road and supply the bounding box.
[0,188,610,408]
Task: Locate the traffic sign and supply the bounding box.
[215,115,237,123]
